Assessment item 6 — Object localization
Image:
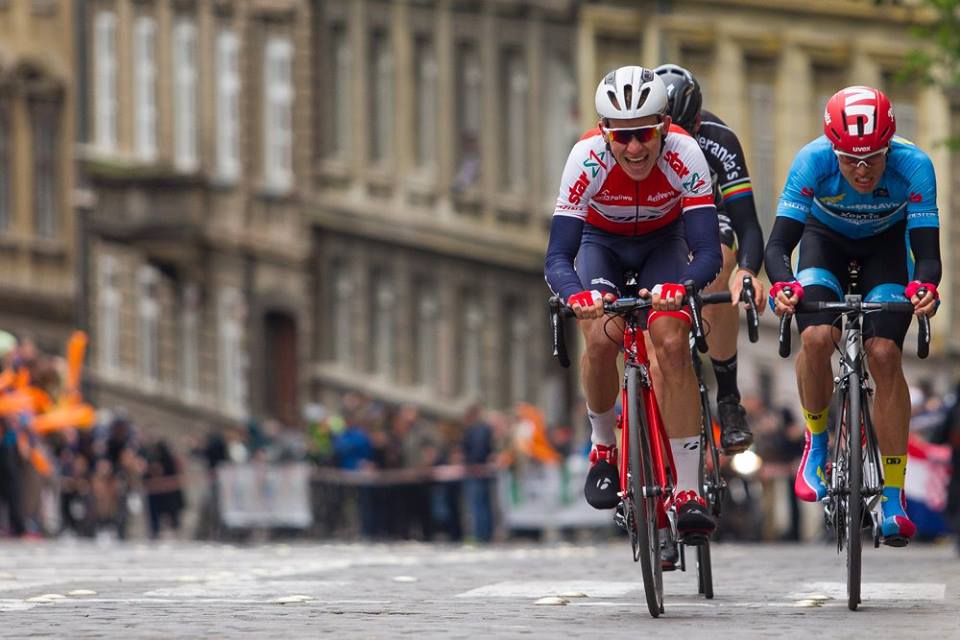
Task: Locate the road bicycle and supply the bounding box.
[548,278,758,617]
[777,262,930,611]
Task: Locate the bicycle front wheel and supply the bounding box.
[627,366,664,618]
[846,371,863,611]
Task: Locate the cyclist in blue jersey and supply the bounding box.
[764,86,942,546]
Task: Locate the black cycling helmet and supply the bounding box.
[654,64,702,134]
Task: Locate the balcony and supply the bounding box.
[83,159,209,268]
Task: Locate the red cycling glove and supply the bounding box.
[567,290,603,309]
[768,281,804,312]
[904,281,939,301]
[654,282,686,302]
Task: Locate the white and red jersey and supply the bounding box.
[553,125,715,235]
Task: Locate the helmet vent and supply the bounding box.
[606,90,622,110]
[636,87,650,109]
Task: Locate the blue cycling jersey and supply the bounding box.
[775,135,939,239]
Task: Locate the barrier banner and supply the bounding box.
[217,462,313,528]
[498,455,612,531]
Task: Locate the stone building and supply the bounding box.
[0,0,78,351]
[77,0,312,433]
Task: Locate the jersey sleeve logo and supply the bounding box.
[568,171,590,205]
[682,172,707,194]
[909,192,922,203]
[801,186,814,197]
[663,150,690,179]
[583,150,609,177]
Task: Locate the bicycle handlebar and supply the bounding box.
[776,287,932,359]
[548,278,756,368]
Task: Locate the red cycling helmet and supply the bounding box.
[823,86,895,155]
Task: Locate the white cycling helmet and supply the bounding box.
[595,66,668,120]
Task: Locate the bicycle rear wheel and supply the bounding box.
[696,542,713,599]
[696,395,718,599]
[846,371,863,611]
[627,366,663,617]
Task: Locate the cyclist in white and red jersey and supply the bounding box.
[544,66,722,537]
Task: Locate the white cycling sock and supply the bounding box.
[587,404,618,446]
[670,436,701,494]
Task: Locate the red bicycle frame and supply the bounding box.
[618,322,676,527]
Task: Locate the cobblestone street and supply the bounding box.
[0,538,957,638]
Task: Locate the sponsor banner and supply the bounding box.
[498,456,612,530]
[217,462,313,529]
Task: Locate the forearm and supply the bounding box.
[908,227,942,285]
[681,206,722,289]
[544,216,585,299]
[763,217,805,283]
[725,197,764,274]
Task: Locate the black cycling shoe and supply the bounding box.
[660,540,679,571]
[584,444,620,510]
[717,396,754,454]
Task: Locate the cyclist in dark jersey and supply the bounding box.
[655,64,765,454]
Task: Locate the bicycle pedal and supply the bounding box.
[613,504,628,532]
[882,535,910,548]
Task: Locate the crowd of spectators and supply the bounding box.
[0,331,186,541]
[4,321,960,551]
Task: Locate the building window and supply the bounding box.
[746,62,776,237]
[181,284,200,401]
[371,273,395,378]
[97,255,121,375]
[414,35,437,172]
[453,42,481,193]
[332,260,352,364]
[368,29,394,166]
[414,281,438,389]
[501,48,528,193]
[329,24,351,158]
[218,287,247,415]
[812,65,845,140]
[137,265,160,385]
[680,47,712,105]
[94,10,117,152]
[508,306,530,405]
[173,18,198,172]
[542,56,577,201]
[133,15,157,161]
[460,294,483,398]
[31,100,60,238]
[0,103,10,232]
[264,36,293,192]
[883,72,918,142]
[216,29,241,182]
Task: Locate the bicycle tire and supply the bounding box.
[697,542,714,599]
[696,394,717,598]
[627,366,664,617]
[847,371,863,611]
[699,390,724,519]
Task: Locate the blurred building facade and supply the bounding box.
[309,0,576,422]
[76,0,312,432]
[21,0,950,435]
[0,0,78,351]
